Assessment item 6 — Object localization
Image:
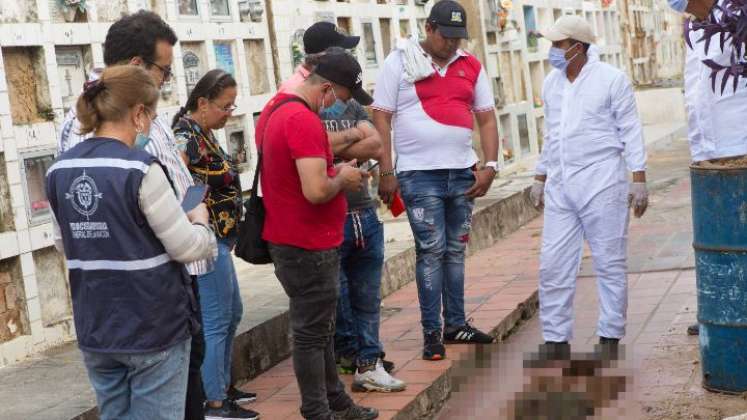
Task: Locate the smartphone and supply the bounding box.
[181,185,209,212]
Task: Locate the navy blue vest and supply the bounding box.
[46,138,198,353]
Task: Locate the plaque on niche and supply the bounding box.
[214,42,236,77]
[179,0,199,15]
[314,11,335,23]
[21,151,56,224]
[226,118,250,172]
[238,0,263,22]
[290,29,305,69]
[55,46,93,113]
[225,118,249,171]
[182,42,208,96]
[1,1,38,23]
[210,0,230,16]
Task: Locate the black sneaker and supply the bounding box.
[204,399,260,420]
[443,322,495,344]
[687,324,699,336]
[333,403,379,420]
[227,386,257,404]
[422,330,446,361]
[378,352,395,373]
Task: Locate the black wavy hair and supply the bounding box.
[104,10,178,66]
[171,69,238,128]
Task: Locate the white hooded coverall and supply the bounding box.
[536,55,647,343]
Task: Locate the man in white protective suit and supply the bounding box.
[529,16,649,357]
[667,0,747,336]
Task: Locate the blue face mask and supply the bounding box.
[321,100,347,119]
[548,44,581,72]
[319,87,345,117]
[667,0,688,12]
[134,132,151,149]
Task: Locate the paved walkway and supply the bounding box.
[235,133,711,419]
[435,135,747,419]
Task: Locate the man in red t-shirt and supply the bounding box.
[254,51,379,420]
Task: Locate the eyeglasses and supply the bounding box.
[144,61,173,82]
[212,101,238,113]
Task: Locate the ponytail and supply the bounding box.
[76,65,159,135]
[171,105,190,128]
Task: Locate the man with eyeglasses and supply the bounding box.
[56,10,221,420]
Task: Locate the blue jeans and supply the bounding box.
[335,207,385,366]
[198,236,243,402]
[82,339,191,420]
[398,168,475,334]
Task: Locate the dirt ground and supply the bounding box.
[641,340,747,420]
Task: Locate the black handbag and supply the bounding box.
[235,96,308,264]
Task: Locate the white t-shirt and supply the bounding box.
[372,49,494,172]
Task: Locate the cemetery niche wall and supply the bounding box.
[0,0,277,366]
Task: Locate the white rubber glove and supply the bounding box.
[530,181,545,209]
[629,182,649,218]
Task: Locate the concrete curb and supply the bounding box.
[230,186,540,384]
[392,292,540,420]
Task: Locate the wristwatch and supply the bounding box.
[483,161,498,172]
[380,169,395,177]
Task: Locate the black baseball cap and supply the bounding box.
[303,21,360,54]
[428,0,469,39]
[313,50,373,106]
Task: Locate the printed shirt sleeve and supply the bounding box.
[287,112,329,160]
[372,52,403,113]
[472,68,495,113]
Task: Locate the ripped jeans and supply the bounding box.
[398,168,475,334]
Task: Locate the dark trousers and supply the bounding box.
[269,243,353,420]
[186,276,206,420]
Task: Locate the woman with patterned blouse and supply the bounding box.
[172,70,259,420]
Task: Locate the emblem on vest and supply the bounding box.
[65,170,103,218]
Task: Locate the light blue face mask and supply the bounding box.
[134,132,151,149]
[548,44,581,72]
[320,100,347,119]
[319,87,345,117]
[667,0,688,12]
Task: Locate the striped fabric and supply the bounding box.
[146,117,211,276]
[66,253,171,271]
[48,158,150,174]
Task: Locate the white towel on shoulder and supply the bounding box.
[395,36,435,83]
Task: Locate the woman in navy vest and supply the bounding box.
[46,65,217,420]
[171,70,257,419]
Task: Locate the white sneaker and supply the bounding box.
[352,360,407,393]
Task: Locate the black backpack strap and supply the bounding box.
[251,96,310,193]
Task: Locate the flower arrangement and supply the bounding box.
[686,0,747,93]
[59,0,87,13]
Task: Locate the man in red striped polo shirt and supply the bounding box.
[372,0,499,361]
